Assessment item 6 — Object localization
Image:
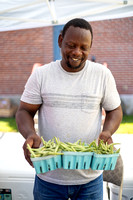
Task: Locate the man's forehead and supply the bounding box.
[64,26,91,39]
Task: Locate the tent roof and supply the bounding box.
[0,0,133,32]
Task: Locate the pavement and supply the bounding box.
[0,132,133,200]
[104,133,133,200]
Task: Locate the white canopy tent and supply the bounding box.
[0,0,133,32]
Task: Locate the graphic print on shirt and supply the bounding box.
[43,93,101,113]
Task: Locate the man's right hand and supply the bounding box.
[23,134,42,166]
[15,101,42,166]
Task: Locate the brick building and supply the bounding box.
[0,17,133,113]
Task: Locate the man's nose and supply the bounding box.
[72,47,82,56]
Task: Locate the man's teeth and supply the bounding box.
[72,58,79,61]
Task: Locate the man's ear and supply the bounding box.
[58,34,63,48]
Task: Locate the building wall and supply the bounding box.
[0,17,133,97]
[90,17,133,95]
[0,26,53,95]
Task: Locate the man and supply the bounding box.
[16,18,122,200]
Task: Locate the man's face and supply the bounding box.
[58,26,92,72]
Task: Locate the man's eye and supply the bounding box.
[81,46,89,51]
[67,44,75,48]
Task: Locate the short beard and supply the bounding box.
[66,61,82,70]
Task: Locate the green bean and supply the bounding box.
[27,137,120,158]
[27,144,36,157]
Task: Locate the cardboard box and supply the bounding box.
[0,99,11,109]
[0,105,17,117]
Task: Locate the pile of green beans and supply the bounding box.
[93,140,120,154]
[27,137,64,158]
[27,137,120,158]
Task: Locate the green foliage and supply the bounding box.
[0,117,18,132]
[0,115,133,133]
[116,115,133,134]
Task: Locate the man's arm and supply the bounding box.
[16,101,42,166]
[99,105,123,144]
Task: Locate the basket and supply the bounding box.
[62,152,93,170]
[91,153,119,170]
[31,155,62,174]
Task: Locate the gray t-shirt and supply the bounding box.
[21,60,121,185]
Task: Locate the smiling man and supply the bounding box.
[59,25,92,72]
[16,18,122,200]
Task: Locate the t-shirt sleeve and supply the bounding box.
[102,69,121,111]
[21,69,42,104]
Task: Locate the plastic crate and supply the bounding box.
[31,155,62,174]
[62,152,93,170]
[91,153,119,170]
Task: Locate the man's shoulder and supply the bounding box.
[87,60,108,72]
[36,60,60,72]
[88,60,103,68]
[41,60,60,68]
[86,60,113,79]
